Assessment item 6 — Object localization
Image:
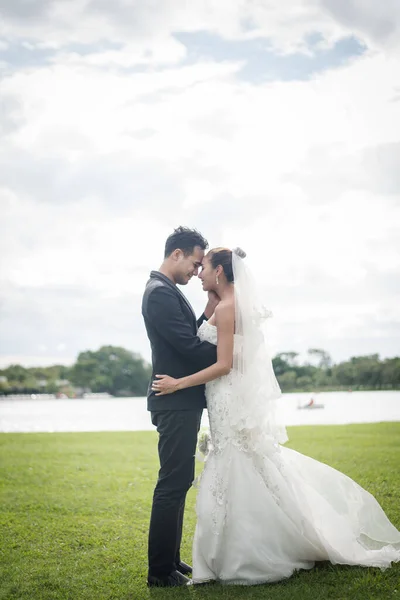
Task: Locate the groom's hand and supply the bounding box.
[152,374,180,395]
[204,290,220,319]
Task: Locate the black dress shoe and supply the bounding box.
[176,561,192,576]
[147,570,190,587]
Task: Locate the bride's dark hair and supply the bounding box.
[208,247,246,283]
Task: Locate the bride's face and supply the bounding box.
[199,255,217,292]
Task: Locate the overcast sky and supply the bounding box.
[1,0,400,368]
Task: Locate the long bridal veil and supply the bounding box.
[230,248,288,448]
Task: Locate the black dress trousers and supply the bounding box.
[148,409,203,578]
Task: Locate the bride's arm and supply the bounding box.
[152,302,234,395]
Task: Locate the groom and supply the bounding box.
[142,226,219,587]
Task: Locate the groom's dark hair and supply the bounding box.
[164,226,208,258]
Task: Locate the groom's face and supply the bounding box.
[175,246,204,285]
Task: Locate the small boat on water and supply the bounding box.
[297,397,325,410]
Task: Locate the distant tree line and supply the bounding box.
[0,346,152,397]
[272,349,400,392]
[0,346,399,397]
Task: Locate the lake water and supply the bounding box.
[0,391,399,433]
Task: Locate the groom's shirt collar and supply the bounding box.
[150,270,176,289]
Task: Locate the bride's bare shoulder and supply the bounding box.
[214,299,235,321]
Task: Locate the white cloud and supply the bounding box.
[1,0,398,55]
[322,0,400,50]
[1,1,400,367]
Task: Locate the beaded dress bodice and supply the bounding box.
[198,321,245,454]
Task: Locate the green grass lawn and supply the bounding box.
[0,423,399,600]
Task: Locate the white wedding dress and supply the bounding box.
[193,321,400,586]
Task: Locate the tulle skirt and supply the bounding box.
[193,444,400,585]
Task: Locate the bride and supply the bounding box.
[151,247,400,585]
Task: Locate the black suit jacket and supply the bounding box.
[142,271,218,411]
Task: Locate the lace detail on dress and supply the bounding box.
[198,322,239,455]
[198,320,218,345]
[198,321,279,457]
[209,461,229,536]
[197,322,285,534]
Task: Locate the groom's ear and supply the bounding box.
[171,249,182,261]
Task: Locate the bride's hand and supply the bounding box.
[152,374,180,395]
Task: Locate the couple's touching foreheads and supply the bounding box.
[141,226,400,588]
